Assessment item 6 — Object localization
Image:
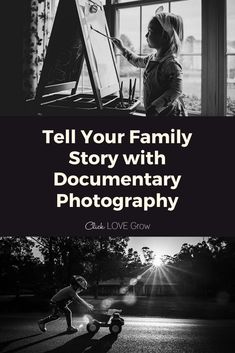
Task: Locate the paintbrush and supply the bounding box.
[131,78,137,102]
[90,25,113,40]
[120,81,124,108]
[128,79,132,105]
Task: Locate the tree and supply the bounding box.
[163,238,235,297]
[125,248,142,271]
[161,255,174,265]
[82,236,129,298]
[35,236,130,298]
[119,34,137,78]
[0,236,38,297]
[120,34,135,52]
[142,247,155,266]
[35,236,87,286]
[207,237,235,295]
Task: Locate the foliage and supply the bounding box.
[125,248,142,271]
[1,236,235,299]
[119,34,139,78]
[141,247,155,266]
[80,236,129,297]
[182,94,201,112]
[36,236,87,284]
[120,34,135,52]
[162,237,235,297]
[35,236,130,298]
[0,237,42,295]
[227,97,235,115]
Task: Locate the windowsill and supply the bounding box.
[187,110,201,116]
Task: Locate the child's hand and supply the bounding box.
[111,38,124,51]
[86,303,94,312]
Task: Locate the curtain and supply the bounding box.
[23,0,58,99]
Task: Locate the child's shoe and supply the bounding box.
[38,320,47,332]
[66,326,78,334]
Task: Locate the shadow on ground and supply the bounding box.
[0,334,41,352]
[0,332,67,353]
[43,333,118,353]
[0,333,118,353]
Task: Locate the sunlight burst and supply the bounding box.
[153,255,162,267]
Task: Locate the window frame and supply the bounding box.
[105,0,229,116]
[201,0,226,116]
[112,0,203,115]
[226,0,235,116]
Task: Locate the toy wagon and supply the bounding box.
[86,309,124,335]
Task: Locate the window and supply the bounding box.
[115,0,202,113]
[171,0,201,113]
[45,0,233,115]
[227,0,235,115]
[114,0,138,3]
[116,7,141,98]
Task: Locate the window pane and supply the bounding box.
[227,0,235,52]
[142,3,168,55]
[227,0,235,115]
[172,0,201,112]
[117,7,141,98]
[180,55,201,112]
[171,0,201,54]
[227,57,235,115]
[116,0,202,112]
[115,0,138,3]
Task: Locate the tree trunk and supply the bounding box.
[94,279,99,299]
[48,238,55,285]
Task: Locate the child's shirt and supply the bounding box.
[122,49,186,116]
[51,285,80,305]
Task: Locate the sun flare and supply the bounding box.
[153,255,162,267]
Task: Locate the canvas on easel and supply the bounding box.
[35,0,120,110]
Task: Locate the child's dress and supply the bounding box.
[122,49,187,117]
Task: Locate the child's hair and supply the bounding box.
[149,12,184,56]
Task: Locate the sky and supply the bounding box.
[118,0,202,51]
[128,236,205,260]
[227,0,235,42]
[32,236,205,262]
[118,0,235,49]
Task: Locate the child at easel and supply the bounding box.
[112,7,187,117]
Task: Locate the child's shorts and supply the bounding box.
[50,300,70,316]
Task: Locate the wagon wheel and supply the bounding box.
[109,323,122,334]
[87,321,100,334]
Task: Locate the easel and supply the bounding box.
[33,0,140,115]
